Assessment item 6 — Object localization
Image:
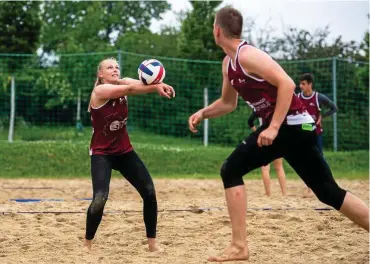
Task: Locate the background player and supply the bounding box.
[298,73,338,197]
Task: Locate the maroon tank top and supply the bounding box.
[298,92,322,134]
[227,40,313,125]
[89,97,133,155]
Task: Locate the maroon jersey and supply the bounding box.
[89,97,133,155]
[298,92,322,135]
[227,40,313,125]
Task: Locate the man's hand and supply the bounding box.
[257,126,279,147]
[188,111,204,133]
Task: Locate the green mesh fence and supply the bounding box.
[0,51,368,151]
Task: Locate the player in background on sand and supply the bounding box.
[298,73,338,197]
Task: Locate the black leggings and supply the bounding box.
[85,151,157,240]
[220,123,347,210]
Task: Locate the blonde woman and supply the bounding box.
[84,58,174,252]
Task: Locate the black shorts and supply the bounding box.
[221,123,329,188]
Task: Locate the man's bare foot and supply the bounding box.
[303,188,314,198]
[208,243,249,262]
[83,239,92,251]
[148,238,161,252]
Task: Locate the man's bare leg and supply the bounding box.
[273,158,287,196]
[208,185,249,262]
[339,192,369,231]
[261,165,271,197]
[303,187,314,198]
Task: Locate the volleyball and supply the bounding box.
[138,59,166,85]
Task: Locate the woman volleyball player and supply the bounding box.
[84,57,174,252]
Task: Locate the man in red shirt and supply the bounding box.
[298,73,338,197]
[188,6,368,262]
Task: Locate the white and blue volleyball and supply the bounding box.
[138,59,166,85]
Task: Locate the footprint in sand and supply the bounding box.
[56,217,68,222]
[317,224,331,231]
[267,213,287,220]
[287,216,304,223]
[161,241,172,246]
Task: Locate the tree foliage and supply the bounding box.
[41,1,171,53]
[178,1,224,61]
[0,1,41,54]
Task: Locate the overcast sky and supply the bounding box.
[150,0,369,43]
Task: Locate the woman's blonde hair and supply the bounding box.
[88,57,119,112]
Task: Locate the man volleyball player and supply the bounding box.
[298,73,338,197]
[188,6,369,262]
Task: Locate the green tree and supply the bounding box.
[0,2,42,131]
[355,31,369,62]
[116,27,180,57]
[274,26,362,60]
[41,1,171,53]
[0,1,41,54]
[0,1,41,76]
[178,1,224,61]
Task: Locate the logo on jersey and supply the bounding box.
[246,98,271,112]
[112,98,126,107]
[109,118,128,131]
[231,79,246,86]
[309,102,315,106]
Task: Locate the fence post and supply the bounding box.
[118,49,126,105]
[118,49,122,76]
[203,87,209,147]
[75,87,83,132]
[8,76,15,142]
[332,57,337,152]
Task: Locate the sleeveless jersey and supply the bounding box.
[227,40,314,125]
[297,92,323,134]
[89,97,133,155]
